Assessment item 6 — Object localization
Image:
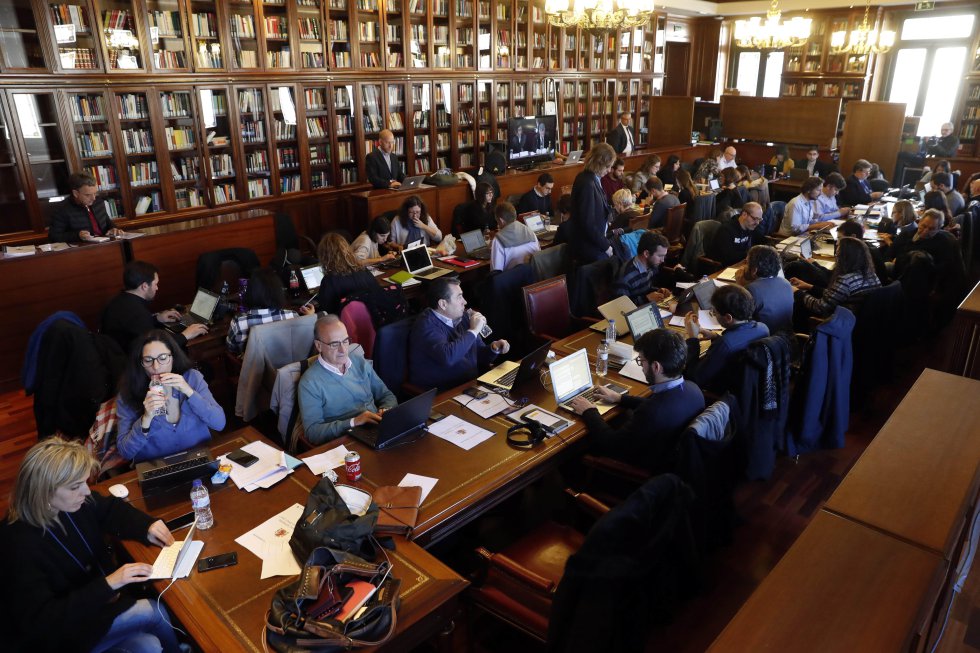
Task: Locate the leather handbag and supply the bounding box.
[290,477,378,563]
[373,485,423,536]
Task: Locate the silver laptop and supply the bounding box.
[709,178,721,192]
[624,303,665,340]
[396,175,426,191]
[460,229,491,260]
[589,295,637,336]
[564,150,583,165]
[522,212,547,235]
[299,263,324,292]
[550,348,628,415]
[478,340,551,391]
[177,288,219,326]
[401,244,452,280]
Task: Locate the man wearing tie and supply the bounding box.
[48,172,123,243]
[365,129,405,189]
[781,176,838,235]
[839,159,883,207]
[607,112,634,156]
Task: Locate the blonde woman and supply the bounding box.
[1,437,181,653]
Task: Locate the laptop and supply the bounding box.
[708,178,721,192]
[550,348,628,415]
[299,263,325,292]
[176,288,220,326]
[478,340,551,391]
[589,295,637,336]
[396,175,426,191]
[674,279,718,313]
[624,303,665,340]
[460,229,491,260]
[349,388,437,450]
[564,150,583,165]
[788,167,810,181]
[521,212,551,239]
[137,446,218,494]
[401,244,452,280]
[150,520,203,580]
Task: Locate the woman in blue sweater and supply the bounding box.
[116,330,225,463]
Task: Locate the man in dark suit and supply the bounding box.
[522,121,547,152]
[794,147,833,178]
[606,112,635,156]
[48,171,123,243]
[839,159,883,207]
[365,129,405,189]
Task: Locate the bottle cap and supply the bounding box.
[192,479,202,487]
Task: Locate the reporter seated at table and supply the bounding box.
[613,230,671,305]
[782,176,839,235]
[458,181,498,234]
[48,171,124,243]
[769,145,795,176]
[116,330,225,463]
[0,437,181,653]
[930,173,965,219]
[298,315,397,445]
[877,198,917,236]
[226,267,313,356]
[642,177,680,230]
[316,232,379,315]
[568,329,705,472]
[351,215,402,266]
[390,195,443,247]
[491,201,539,271]
[408,276,510,391]
[674,169,700,207]
[708,202,767,266]
[813,172,851,222]
[715,167,747,216]
[516,172,555,217]
[684,284,769,394]
[738,245,794,335]
[882,210,965,290]
[790,236,881,319]
[839,159,884,207]
[609,188,646,233]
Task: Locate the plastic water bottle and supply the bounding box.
[190,479,214,530]
[596,340,609,378]
[605,318,617,345]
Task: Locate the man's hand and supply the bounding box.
[156,309,181,323]
[684,311,701,340]
[468,311,488,335]
[352,410,382,426]
[181,323,209,341]
[297,304,315,316]
[389,180,402,189]
[78,230,92,240]
[839,206,852,216]
[647,288,670,303]
[871,192,884,200]
[108,228,124,237]
[491,339,510,355]
[789,277,813,292]
[591,384,621,404]
[568,396,595,415]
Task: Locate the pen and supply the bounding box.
[302,292,318,309]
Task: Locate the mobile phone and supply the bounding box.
[227,448,259,468]
[165,511,195,532]
[197,552,238,573]
[429,411,446,422]
[463,387,488,400]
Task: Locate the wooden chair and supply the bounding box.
[663,202,687,246]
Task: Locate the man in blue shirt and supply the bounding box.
[782,176,837,235]
[612,230,671,305]
[813,172,852,222]
[408,277,510,390]
[569,329,705,472]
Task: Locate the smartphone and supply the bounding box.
[463,387,488,400]
[165,511,195,532]
[227,448,259,468]
[197,552,238,573]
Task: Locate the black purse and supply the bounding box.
[290,477,379,563]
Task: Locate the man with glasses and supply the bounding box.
[840,159,884,207]
[49,171,124,243]
[365,129,405,189]
[516,172,555,217]
[567,329,704,472]
[708,201,767,266]
[298,315,397,445]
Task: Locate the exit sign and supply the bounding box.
[914,0,935,10]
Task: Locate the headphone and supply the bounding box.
[506,417,548,449]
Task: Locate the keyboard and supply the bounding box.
[137,451,216,494]
[150,543,181,578]
[495,367,520,387]
[140,457,211,480]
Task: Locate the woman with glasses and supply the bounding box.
[116,330,225,463]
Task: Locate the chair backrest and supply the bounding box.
[506,193,523,206]
[195,247,261,293]
[869,178,889,193]
[339,300,376,359]
[373,315,417,399]
[681,219,721,271]
[523,275,572,340]
[611,230,643,262]
[451,202,468,237]
[762,200,786,236]
[664,203,686,245]
[530,243,568,281]
[690,192,716,223]
[628,210,651,232]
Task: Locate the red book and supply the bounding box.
[443,257,480,268]
[335,580,377,622]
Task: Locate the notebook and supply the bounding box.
[150,520,203,580]
[477,340,551,391]
[401,245,452,280]
[349,389,437,450]
[550,349,628,415]
[300,263,325,292]
[589,295,637,336]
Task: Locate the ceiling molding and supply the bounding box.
[657,0,962,18]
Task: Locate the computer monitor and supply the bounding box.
[506,115,557,168]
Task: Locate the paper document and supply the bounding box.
[235,503,304,579]
[716,267,740,282]
[399,473,438,503]
[428,414,495,450]
[454,391,509,418]
[618,357,647,383]
[225,441,293,491]
[668,310,722,331]
[302,445,350,476]
[3,245,36,257]
[113,231,145,239]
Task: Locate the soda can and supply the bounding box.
[344,451,362,482]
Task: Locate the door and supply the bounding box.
[663,42,690,96]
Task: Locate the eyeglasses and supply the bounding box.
[634,356,646,367]
[317,337,351,350]
[141,353,172,367]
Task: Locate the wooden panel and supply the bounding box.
[708,511,943,652]
[945,280,980,380]
[839,101,906,181]
[824,369,980,558]
[689,18,721,101]
[0,241,126,390]
[649,97,695,148]
[720,96,841,148]
[348,185,442,234]
[130,211,276,310]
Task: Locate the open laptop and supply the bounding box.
[589,295,637,336]
[395,175,426,191]
[624,303,665,340]
[401,244,452,280]
[674,279,718,314]
[350,388,437,450]
[460,229,491,260]
[176,288,220,327]
[150,520,203,580]
[564,150,583,165]
[478,340,551,391]
[708,177,721,191]
[299,263,325,292]
[788,167,810,181]
[550,348,628,415]
[521,212,552,240]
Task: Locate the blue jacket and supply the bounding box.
[747,277,794,334]
[116,368,225,462]
[686,321,770,394]
[569,170,611,263]
[408,308,497,390]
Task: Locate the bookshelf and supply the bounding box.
[455,80,476,168]
[953,30,980,157]
[263,0,293,69]
[355,0,381,69]
[495,0,511,69]
[454,0,474,69]
[477,79,492,149]
[560,81,576,154]
[530,0,545,70]
[114,90,162,215]
[637,78,651,147]
[159,88,206,210]
[96,0,146,71]
[495,80,510,142]
[411,81,433,174]
[198,86,237,205]
[302,84,333,190]
[385,0,405,68]
[434,80,451,169]
[228,0,259,69]
[432,0,450,68]
[333,83,357,184]
[189,0,223,69]
[67,90,124,219]
[144,0,189,71]
[327,0,351,68]
[408,0,427,68]
[46,0,103,71]
[477,0,491,70]
[0,96,33,233]
[297,0,325,69]
[270,84,301,195]
[0,0,46,70]
[236,86,272,199]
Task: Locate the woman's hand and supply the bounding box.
[147,520,175,547]
[143,387,165,419]
[297,304,315,316]
[789,277,813,292]
[159,372,194,397]
[105,563,153,590]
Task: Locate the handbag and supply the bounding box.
[265,546,401,653]
[373,485,422,536]
[290,477,379,565]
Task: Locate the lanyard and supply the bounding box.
[47,513,106,576]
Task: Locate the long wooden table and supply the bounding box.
[100,428,467,653]
[945,279,980,381]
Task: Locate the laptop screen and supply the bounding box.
[549,349,593,404]
[189,289,219,321]
[709,178,720,191]
[300,264,324,291]
[461,230,486,253]
[402,245,432,273]
[800,238,813,259]
[625,304,664,340]
[523,213,543,231]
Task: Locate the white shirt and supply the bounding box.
[717,156,737,171]
[623,125,634,155]
[782,193,819,235]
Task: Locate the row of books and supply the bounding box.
[230,15,256,38]
[171,157,201,181]
[148,10,182,37]
[175,187,204,209]
[298,18,321,40]
[245,151,270,174]
[302,52,325,67]
[134,191,161,215]
[60,48,98,69]
[209,153,235,178]
[248,178,271,198]
[50,4,89,30]
[76,131,112,158]
[84,164,118,191]
[267,50,292,67]
[214,183,236,204]
[265,16,289,38]
[307,116,330,138]
[194,48,223,68]
[121,128,154,154]
[117,94,150,120]
[414,157,430,174]
[128,161,159,186]
[165,126,196,150]
[191,12,217,38]
[102,9,134,31]
[275,122,297,140]
[154,51,185,68]
[70,95,106,122]
[161,92,192,118]
[310,144,330,165]
[311,170,331,189]
[277,147,299,168]
[281,174,301,193]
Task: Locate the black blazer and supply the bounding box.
[569,170,611,263]
[365,147,405,189]
[606,124,633,154]
[48,198,115,243]
[839,175,873,207]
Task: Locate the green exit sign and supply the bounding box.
[914,0,935,10]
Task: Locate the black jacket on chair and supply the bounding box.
[734,334,791,481]
[365,147,405,189]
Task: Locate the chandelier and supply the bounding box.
[544,0,655,36]
[830,0,894,55]
[734,0,811,50]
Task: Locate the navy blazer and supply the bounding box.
[839,174,873,207]
[794,158,833,178]
[606,124,633,154]
[569,170,611,263]
[365,147,405,189]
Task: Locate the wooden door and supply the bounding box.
[663,41,690,96]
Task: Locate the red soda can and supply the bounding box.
[344,451,362,482]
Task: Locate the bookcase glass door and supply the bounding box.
[160,89,206,210]
[495,80,509,141]
[47,0,103,71]
[432,0,449,68]
[333,83,357,184]
[228,0,259,69]
[114,91,161,216]
[97,0,146,70]
[454,0,474,69]
[385,82,407,173]
[145,0,190,70]
[0,95,33,234]
[456,80,475,167]
[302,85,332,189]
[271,85,301,194]
[355,0,381,69]
[477,79,491,149]
[384,0,405,68]
[0,0,47,70]
[434,81,451,169]
[327,0,351,68]
[198,87,237,204]
[495,0,511,69]
[69,90,124,219]
[560,82,575,154]
[263,0,291,69]
[407,0,426,68]
[477,0,491,70]
[297,0,326,69]
[189,0,223,69]
[237,86,272,198]
[10,93,71,212]
[410,82,432,174]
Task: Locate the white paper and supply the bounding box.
[225,441,292,491]
[54,23,76,44]
[717,267,739,281]
[260,537,300,579]
[668,309,722,331]
[301,445,350,476]
[399,473,438,503]
[427,414,495,450]
[676,281,695,290]
[618,357,647,383]
[454,392,508,418]
[235,503,303,578]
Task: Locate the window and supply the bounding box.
[730,49,783,97]
[885,12,975,136]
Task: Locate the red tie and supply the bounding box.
[86,207,103,236]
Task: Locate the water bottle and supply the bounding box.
[605,318,617,345]
[190,479,214,530]
[148,378,167,416]
[596,340,609,378]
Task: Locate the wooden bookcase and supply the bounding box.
[953,29,980,157]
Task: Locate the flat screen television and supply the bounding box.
[506,115,557,167]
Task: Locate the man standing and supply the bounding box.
[101,261,207,353]
[717,146,737,171]
[612,231,671,305]
[794,147,833,178]
[839,159,883,207]
[607,112,634,156]
[365,129,405,189]
[782,176,838,235]
[298,315,397,445]
[516,172,554,217]
[708,202,766,266]
[644,177,680,229]
[49,172,123,243]
[600,158,626,202]
[408,277,510,390]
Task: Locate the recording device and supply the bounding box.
[226,448,259,468]
[463,387,489,400]
[197,552,238,573]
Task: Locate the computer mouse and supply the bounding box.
[108,484,129,499]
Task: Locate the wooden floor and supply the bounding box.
[2,336,977,652]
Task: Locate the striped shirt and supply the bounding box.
[226,308,298,355]
[613,257,659,305]
[802,272,880,317]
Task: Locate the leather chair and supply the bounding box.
[373,315,423,399]
[680,219,722,277]
[627,208,653,232]
[663,202,686,246]
[523,275,585,341]
[339,300,376,359]
[506,193,523,206]
[570,256,620,318]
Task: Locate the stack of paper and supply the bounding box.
[235,504,304,579]
[454,392,509,418]
[428,414,495,450]
[223,441,300,492]
[301,444,350,476]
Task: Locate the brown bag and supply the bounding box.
[373,485,423,536]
